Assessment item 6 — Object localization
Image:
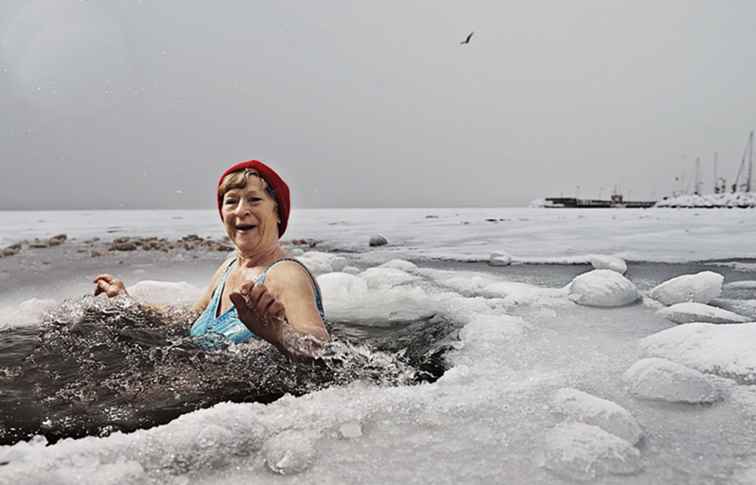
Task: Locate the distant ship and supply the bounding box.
[541,194,656,209]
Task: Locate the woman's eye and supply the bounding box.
[247,197,262,203]
[224,198,237,205]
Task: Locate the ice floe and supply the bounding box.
[551,388,642,444]
[543,422,642,481]
[623,357,721,403]
[648,271,724,306]
[656,302,751,324]
[640,322,756,383]
[568,270,640,307]
[296,251,347,275]
[589,255,627,274]
[723,280,756,290]
[489,251,512,266]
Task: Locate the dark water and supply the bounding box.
[0,297,461,446]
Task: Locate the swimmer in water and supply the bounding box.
[94,160,329,359]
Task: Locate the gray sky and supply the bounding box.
[2,1,755,210]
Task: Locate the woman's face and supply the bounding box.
[220,176,280,256]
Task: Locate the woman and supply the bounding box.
[94,160,329,359]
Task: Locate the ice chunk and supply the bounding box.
[316,272,369,302]
[551,388,642,444]
[568,270,640,307]
[126,280,202,305]
[623,357,721,403]
[378,259,418,272]
[341,266,361,275]
[543,422,642,481]
[297,251,347,275]
[656,302,751,324]
[488,251,512,266]
[640,322,756,384]
[589,255,627,274]
[723,280,756,290]
[709,298,756,320]
[263,430,319,475]
[0,298,58,330]
[649,271,723,306]
[359,267,420,289]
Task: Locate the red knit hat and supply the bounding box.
[217,160,291,237]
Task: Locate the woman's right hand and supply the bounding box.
[94,274,128,297]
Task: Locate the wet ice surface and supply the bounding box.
[2,256,756,484]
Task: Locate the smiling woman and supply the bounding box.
[94,160,329,359]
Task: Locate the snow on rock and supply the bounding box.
[488,251,512,267]
[654,192,756,208]
[640,322,756,384]
[359,267,420,289]
[263,430,320,475]
[297,251,347,275]
[341,266,361,275]
[551,388,643,444]
[568,270,640,307]
[589,255,627,274]
[126,281,202,305]
[656,302,751,324]
[543,422,642,481]
[623,358,721,403]
[648,271,724,306]
[723,280,756,290]
[378,259,418,272]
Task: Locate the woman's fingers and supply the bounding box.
[94,274,114,284]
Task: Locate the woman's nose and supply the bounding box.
[234,199,252,215]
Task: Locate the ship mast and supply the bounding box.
[747,130,754,192]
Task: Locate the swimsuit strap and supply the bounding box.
[257,257,325,319]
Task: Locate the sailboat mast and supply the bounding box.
[747,130,754,193]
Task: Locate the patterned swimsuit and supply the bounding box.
[190,258,325,348]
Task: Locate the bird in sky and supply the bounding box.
[460,32,474,45]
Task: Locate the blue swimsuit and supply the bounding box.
[190,258,325,348]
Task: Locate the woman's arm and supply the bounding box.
[229,261,328,360]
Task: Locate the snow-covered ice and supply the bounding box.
[656,302,751,324]
[648,271,724,306]
[589,255,627,274]
[640,322,756,383]
[568,269,640,307]
[543,422,642,481]
[551,388,643,444]
[623,358,722,403]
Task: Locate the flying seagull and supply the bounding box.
[460,32,474,45]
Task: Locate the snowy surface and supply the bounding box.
[656,302,751,324]
[3,209,756,483]
[589,255,627,274]
[648,271,723,306]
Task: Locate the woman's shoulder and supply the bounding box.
[264,258,317,292]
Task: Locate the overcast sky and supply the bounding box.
[2,1,755,210]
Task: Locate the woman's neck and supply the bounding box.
[235,244,286,268]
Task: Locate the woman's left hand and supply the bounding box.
[229,282,287,346]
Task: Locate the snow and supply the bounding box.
[568,270,640,307]
[655,192,756,208]
[622,358,722,404]
[126,280,203,305]
[0,298,57,330]
[543,422,642,481]
[648,271,724,306]
[488,251,512,266]
[640,323,756,383]
[589,254,628,274]
[4,208,756,483]
[551,388,643,444]
[656,302,751,324]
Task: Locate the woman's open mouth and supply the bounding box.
[235,224,257,233]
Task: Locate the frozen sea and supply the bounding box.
[2,208,756,484]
